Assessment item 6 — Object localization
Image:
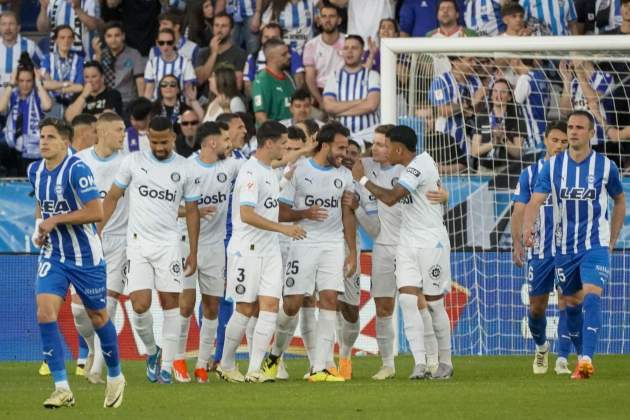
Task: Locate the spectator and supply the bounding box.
[236,110,258,155]
[124,96,153,153]
[519,0,579,36]
[70,113,97,151]
[302,3,344,107]
[470,78,527,174]
[294,117,320,144]
[323,35,380,138]
[280,88,316,126]
[152,73,204,128]
[0,1,18,13]
[65,61,124,121]
[40,25,85,118]
[226,0,259,54]
[331,0,396,43]
[187,0,217,46]
[363,17,399,72]
[399,0,465,37]
[252,37,296,124]
[216,112,248,156]
[203,65,247,121]
[92,21,147,112]
[464,0,505,36]
[0,11,43,96]
[37,0,102,57]
[176,108,201,157]
[195,12,248,91]
[257,0,318,55]
[575,0,622,34]
[0,62,53,175]
[143,28,196,100]
[105,0,161,56]
[500,2,533,36]
[149,10,200,64]
[427,0,478,37]
[604,0,630,36]
[243,22,304,97]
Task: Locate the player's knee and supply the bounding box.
[36,306,58,323]
[180,306,194,318]
[131,300,151,314]
[375,298,395,317]
[340,302,359,323]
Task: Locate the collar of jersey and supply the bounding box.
[91,147,119,162]
[147,151,175,164]
[44,154,70,174]
[253,157,271,169]
[308,158,332,171]
[566,149,594,165]
[195,155,217,168]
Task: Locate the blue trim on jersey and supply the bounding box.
[308,158,332,171]
[278,197,294,206]
[113,180,128,189]
[240,201,257,207]
[91,148,119,162]
[195,156,218,168]
[148,152,176,164]
[398,179,414,193]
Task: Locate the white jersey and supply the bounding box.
[397,152,449,248]
[114,151,201,244]
[188,155,243,245]
[77,147,128,237]
[279,158,354,244]
[228,157,281,256]
[363,157,404,246]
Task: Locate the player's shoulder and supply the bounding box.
[27,159,44,182]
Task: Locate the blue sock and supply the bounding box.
[78,334,89,361]
[213,297,234,363]
[582,294,602,360]
[557,309,571,358]
[528,312,547,346]
[39,321,68,386]
[566,304,583,356]
[95,320,122,378]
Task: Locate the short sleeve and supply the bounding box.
[183,168,202,202]
[302,40,316,67]
[323,72,338,98]
[239,170,259,207]
[278,170,297,206]
[252,76,268,113]
[144,59,155,82]
[183,59,196,83]
[567,0,577,22]
[113,154,133,189]
[367,70,380,93]
[398,157,424,193]
[607,161,623,198]
[133,50,146,76]
[69,160,100,203]
[429,76,453,106]
[513,168,531,203]
[533,160,552,194]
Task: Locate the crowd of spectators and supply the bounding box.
[0,0,628,180]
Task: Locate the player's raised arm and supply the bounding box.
[352,159,409,207]
[342,191,358,278]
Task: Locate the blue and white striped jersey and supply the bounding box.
[514,159,555,259]
[227,0,257,20]
[262,0,315,54]
[28,155,103,267]
[569,70,613,146]
[534,150,623,255]
[46,0,101,57]
[148,36,199,66]
[41,51,85,100]
[143,54,196,99]
[520,0,577,36]
[594,0,622,34]
[323,67,381,135]
[464,0,506,36]
[0,36,43,90]
[516,69,550,151]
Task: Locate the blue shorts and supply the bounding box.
[554,248,610,296]
[527,257,556,297]
[36,258,107,311]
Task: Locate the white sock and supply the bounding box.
[299,308,317,362]
[196,317,218,369]
[247,311,277,373]
[421,308,438,367]
[131,310,157,356]
[271,307,298,356]
[246,316,258,358]
[220,311,249,370]
[106,296,118,321]
[312,309,336,372]
[376,315,395,369]
[428,299,452,367]
[91,333,104,376]
[340,317,360,359]
[176,315,191,360]
[55,380,70,391]
[335,312,343,353]
[160,308,181,372]
[71,303,95,353]
[398,294,425,366]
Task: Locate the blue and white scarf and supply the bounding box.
[4,89,43,159]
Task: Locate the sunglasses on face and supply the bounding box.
[181,120,199,126]
[160,82,178,88]
[157,40,174,46]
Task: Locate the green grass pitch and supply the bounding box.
[1,355,628,419]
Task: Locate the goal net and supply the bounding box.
[380,36,630,355]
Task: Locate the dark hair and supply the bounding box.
[262,37,286,55]
[386,125,417,153]
[216,121,229,131]
[16,52,35,79]
[158,10,184,31]
[83,61,104,75]
[378,18,399,36]
[437,0,459,13]
[544,120,568,138]
[375,124,395,135]
[157,28,176,41]
[319,2,341,15]
[213,65,240,98]
[501,2,525,17]
[128,97,153,121]
[256,120,288,147]
[216,112,240,126]
[187,0,215,45]
[290,88,311,104]
[39,117,74,142]
[149,116,173,132]
[344,34,364,49]
[301,119,320,136]
[236,111,256,141]
[315,121,350,152]
[103,20,124,36]
[213,11,234,28]
[261,22,283,37]
[568,110,595,130]
[195,121,223,145]
[71,113,97,127]
[348,139,361,151]
[287,126,306,142]
[53,25,75,40]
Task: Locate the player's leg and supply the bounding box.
[554,292,572,375]
[527,258,555,374]
[70,291,94,376]
[174,239,195,382]
[213,296,234,370]
[245,303,259,357]
[371,244,397,380]
[299,296,318,368]
[337,246,362,380]
[418,293,438,373]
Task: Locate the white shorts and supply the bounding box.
[371,243,397,298]
[126,238,183,294]
[102,234,127,295]
[226,253,283,303]
[197,242,226,297]
[395,246,451,296]
[338,247,361,306]
[283,242,344,297]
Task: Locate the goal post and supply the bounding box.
[380,35,630,355]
